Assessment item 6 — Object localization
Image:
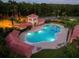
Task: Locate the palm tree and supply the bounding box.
[65,43,78,57]
[0,0,4,19]
[74,37,79,45]
[63,19,79,43]
[8,0,17,28]
[8,0,17,16]
[9,16,16,27]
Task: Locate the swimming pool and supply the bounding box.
[24,24,61,43]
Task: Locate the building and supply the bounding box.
[27,14,45,27]
[27,14,39,27]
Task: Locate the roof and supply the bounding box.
[27,14,38,18]
[71,25,79,39]
[38,18,45,23]
[5,30,34,57]
[14,22,32,29]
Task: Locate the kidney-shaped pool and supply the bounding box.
[24,24,61,43]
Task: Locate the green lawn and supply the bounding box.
[31,47,67,58]
[31,43,79,58]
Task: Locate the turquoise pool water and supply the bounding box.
[25,24,61,43]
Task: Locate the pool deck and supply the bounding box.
[19,23,68,54]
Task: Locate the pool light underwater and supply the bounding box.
[27,33,32,36]
[38,30,43,33]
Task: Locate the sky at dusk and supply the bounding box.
[2,0,79,4]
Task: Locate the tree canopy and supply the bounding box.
[0,0,79,18]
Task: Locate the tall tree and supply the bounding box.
[63,19,79,43]
[65,43,78,57]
